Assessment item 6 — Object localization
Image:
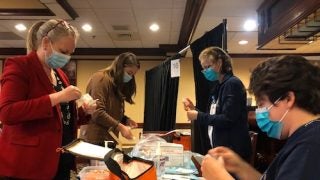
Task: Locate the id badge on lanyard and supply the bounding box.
[210,96,218,115]
[208,96,218,147]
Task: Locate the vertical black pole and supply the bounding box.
[222,19,228,52]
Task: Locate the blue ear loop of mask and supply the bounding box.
[255,98,289,139]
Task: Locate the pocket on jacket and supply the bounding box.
[10,134,40,146]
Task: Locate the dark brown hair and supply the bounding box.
[249,55,320,114]
[104,52,140,104]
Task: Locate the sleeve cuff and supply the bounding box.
[121,115,129,124]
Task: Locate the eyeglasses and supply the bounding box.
[257,97,282,109]
[201,64,214,73]
[45,20,72,36]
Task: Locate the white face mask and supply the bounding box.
[123,71,132,83]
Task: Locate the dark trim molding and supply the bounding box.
[175,123,191,129]
[73,48,166,56]
[0,48,168,60]
[0,9,54,16]
[0,48,165,57]
[56,0,79,20]
[158,44,182,54]
[0,48,26,55]
[178,0,207,47]
[0,0,78,20]
[256,48,297,51]
[156,0,207,53]
[230,53,320,58]
[257,0,320,48]
[137,123,191,129]
[0,48,319,60]
[0,0,207,58]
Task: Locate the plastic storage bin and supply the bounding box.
[78,166,110,180]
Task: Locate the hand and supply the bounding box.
[201,155,234,180]
[82,100,97,115]
[126,118,138,128]
[186,110,198,121]
[49,85,81,106]
[207,146,261,180]
[207,147,245,174]
[182,98,195,111]
[118,123,133,140]
[59,85,81,102]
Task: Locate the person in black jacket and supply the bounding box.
[183,46,251,160]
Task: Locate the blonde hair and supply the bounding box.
[26,19,79,53]
[199,46,233,74]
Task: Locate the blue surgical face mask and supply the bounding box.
[46,44,71,69]
[123,71,132,83]
[255,99,289,139]
[202,68,218,81]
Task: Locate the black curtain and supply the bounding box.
[189,22,225,155]
[143,54,180,131]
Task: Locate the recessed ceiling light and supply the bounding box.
[238,40,248,45]
[243,19,257,31]
[15,24,27,31]
[149,23,159,32]
[82,24,92,32]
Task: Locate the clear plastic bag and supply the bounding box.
[77,93,96,108]
[129,134,166,160]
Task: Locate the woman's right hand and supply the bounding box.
[201,155,234,180]
[58,85,82,102]
[117,123,134,140]
[208,146,261,180]
[49,85,82,106]
[208,147,245,174]
[182,97,195,111]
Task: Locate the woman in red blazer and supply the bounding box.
[0,19,95,179]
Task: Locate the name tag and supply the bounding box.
[208,99,218,147]
[210,103,217,115]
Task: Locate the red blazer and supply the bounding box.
[0,51,87,179]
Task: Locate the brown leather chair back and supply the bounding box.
[249,131,258,165]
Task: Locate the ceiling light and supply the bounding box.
[238,40,248,45]
[82,24,92,32]
[243,20,257,31]
[149,23,159,32]
[15,24,26,31]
